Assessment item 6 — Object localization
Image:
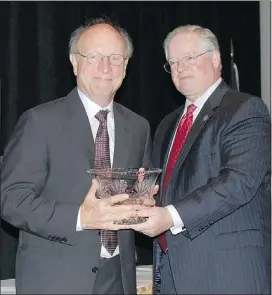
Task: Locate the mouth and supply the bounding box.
[179,75,192,80]
[94,77,112,81]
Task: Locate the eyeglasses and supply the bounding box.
[163,50,212,73]
[75,52,127,66]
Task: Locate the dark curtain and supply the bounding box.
[0,1,260,279]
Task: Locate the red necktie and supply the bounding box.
[158,104,196,252]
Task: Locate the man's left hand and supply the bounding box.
[125,206,174,237]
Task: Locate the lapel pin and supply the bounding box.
[203,115,209,122]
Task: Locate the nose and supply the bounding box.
[98,56,111,74]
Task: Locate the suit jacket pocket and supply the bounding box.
[215,229,263,250]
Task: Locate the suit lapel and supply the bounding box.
[170,102,214,178]
[163,81,230,204]
[64,88,95,167]
[157,107,184,205]
[161,108,183,168]
[112,103,131,168]
[64,93,132,169]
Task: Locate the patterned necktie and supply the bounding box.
[158,104,197,252]
[94,110,118,256]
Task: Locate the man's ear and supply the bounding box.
[212,50,221,70]
[69,54,78,76]
[123,59,129,79]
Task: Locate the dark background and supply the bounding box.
[0,1,260,279]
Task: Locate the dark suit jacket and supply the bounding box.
[1,88,152,294]
[152,81,271,294]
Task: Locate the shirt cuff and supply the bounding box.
[76,207,83,231]
[166,205,186,235]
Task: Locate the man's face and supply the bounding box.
[167,32,221,101]
[70,24,128,105]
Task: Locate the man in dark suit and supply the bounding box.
[129,25,271,294]
[1,17,153,294]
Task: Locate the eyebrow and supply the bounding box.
[168,52,195,61]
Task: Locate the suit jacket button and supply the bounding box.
[92,267,98,273]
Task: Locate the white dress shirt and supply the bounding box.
[76,88,119,258]
[166,78,222,234]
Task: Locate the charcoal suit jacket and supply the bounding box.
[152,81,271,294]
[1,88,152,294]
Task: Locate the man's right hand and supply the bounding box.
[80,179,144,230]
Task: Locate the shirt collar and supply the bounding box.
[185,77,222,110]
[77,87,114,119]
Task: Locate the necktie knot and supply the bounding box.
[95,110,109,123]
[187,104,197,115]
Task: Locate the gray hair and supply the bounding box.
[69,17,133,58]
[163,24,220,60]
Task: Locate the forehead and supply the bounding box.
[78,24,126,55]
[168,32,203,57]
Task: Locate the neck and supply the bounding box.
[185,76,221,102]
[79,87,114,107]
[89,95,113,108]
[185,94,199,103]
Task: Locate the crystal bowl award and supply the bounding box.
[87,168,162,225]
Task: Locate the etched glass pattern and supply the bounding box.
[87,168,162,224]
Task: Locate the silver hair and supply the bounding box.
[163,24,220,60]
[69,17,133,58]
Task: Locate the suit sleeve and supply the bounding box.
[175,98,271,239]
[1,109,79,245]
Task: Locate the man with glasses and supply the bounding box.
[1,17,154,294]
[128,25,271,294]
